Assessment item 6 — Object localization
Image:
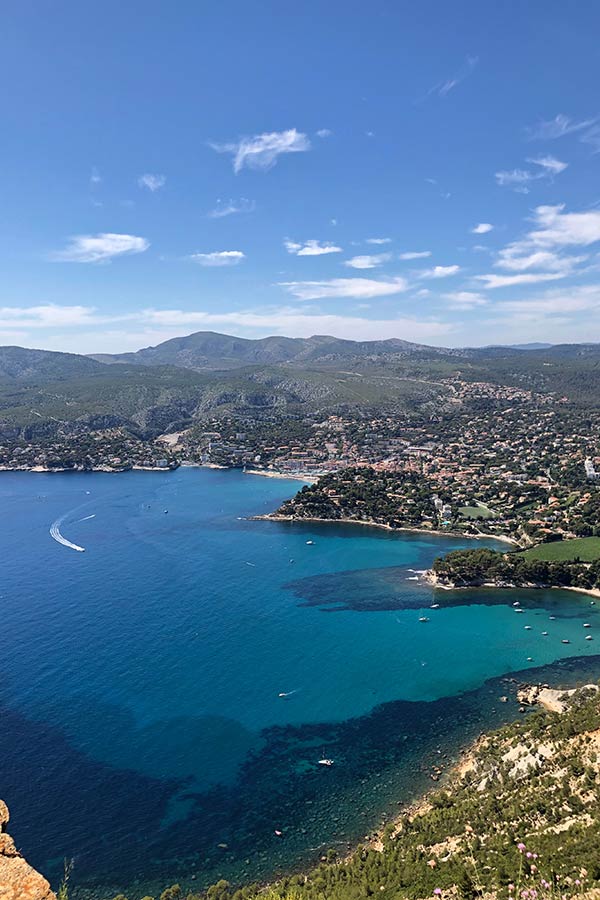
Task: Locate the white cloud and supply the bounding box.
[284,239,342,256]
[495,248,586,273]
[495,285,600,316]
[90,167,101,186]
[189,250,245,267]
[495,156,567,190]
[495,169,533,189]
[527,155,568,175]
[316,128,332,138]
[210,128,310,173]
[138,173,166,192]
[471,223,494,234]
[424,55,479,99]
[420,265,461,279]
[526,203,600,248]
[527,114,597,141]
[278,276,409,300]
[50,233,149,263]
[476,272,565,289]
[344,253,391,269]
[443,291,489,309]
[399,250,431,260]
[207,198,255,218]
[366,237,392,245]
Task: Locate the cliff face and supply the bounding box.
[0,800,56,900]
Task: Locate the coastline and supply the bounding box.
[243,467,316,483]
[253,512,518,544]
[425,573,600,601]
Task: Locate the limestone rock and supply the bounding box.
[0,800,56,900]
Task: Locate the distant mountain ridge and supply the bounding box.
[1,331,599,438]
[90,331,432,371]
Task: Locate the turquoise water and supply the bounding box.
[0,467,599,899]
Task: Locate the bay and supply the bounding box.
[0,467,599,898]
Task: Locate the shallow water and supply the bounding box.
[0,467,598,898]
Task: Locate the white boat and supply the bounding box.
[430,603,440,609]
[515,609,524,614]
[418,616,430,622]
[318,758,334,766]
[541,631,548,636]
[561,639,570,644]
[586,635,594,641]
[406,576,419,581]
[306,540,314,545]
[524,625,532,630]
[583,623,592,628]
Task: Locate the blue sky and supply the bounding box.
[2,0,600,352]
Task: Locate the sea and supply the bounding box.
[1,466,600,899]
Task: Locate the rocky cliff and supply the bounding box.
[0,800,55,900]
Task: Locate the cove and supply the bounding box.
[0,467,599,898]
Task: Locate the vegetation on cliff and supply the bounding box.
[110,687,600,900]
[431,547,600,591]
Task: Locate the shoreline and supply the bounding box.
[253,512,518,544]
[426,573,600,600]
[243,467,315,483]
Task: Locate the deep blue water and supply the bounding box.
[1,467,599,899]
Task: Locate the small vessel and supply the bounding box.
[515,608,524,614]
[524,625,532,630]
[164,509,169,514]
[513,601,520,607]
[418,616,430,622]
[541,631,548,636]
[406,576,419,581]
[306,540,314,545]
[278,690,296,698]
[586,635,594,641]
[430,603,440,609]
[561,639,570,644]
[527,657,533,662]
[274,829,283,836]
[583,623,592,628]
[549,616,556,620]
[318,758,334,766]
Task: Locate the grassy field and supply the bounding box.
[520,536,600,562]
[459,502,496,520]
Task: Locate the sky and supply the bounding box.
[2,0,600,353]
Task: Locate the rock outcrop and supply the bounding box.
[0,800,56,900]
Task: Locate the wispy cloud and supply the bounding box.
[527,113,597,141]
[476,272,565,289]
[189,250,245,267]
[471,223,494,234]
[495,156,567,192]
[423,55,479,99]
[138,173,166,192]
[527,155,568,175]
[399,250,431,260]
[366,237,392,245]
[207,198,255,219]
[420,265,460,279]
[278,276,409,300]
[50,233,149,263]
[284,239,342,256]
[344,253,391,269]
[210,128,310,173]
[443,291,488,309]
[495,248,585,273]
[316,128,332,138]
[90,167,102,187]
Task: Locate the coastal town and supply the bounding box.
[4,377,598,551]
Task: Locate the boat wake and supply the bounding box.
[77,514,96,522]
[49,514,86,552]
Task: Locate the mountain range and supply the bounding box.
[0,331,598,438]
